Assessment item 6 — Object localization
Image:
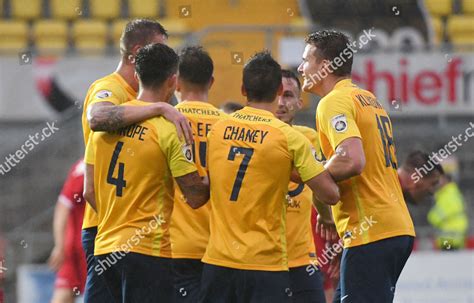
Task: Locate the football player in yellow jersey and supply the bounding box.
[200,51,342,303]
[276,69,327,303]
[170,46,227,302]
[298,30,416,303]
[80,19,193,303]
[83,43,209,302]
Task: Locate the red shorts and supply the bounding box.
[54,244,87,293]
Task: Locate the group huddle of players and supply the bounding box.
[52,18,419,303]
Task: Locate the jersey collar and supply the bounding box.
[179,100,215,108]
[240,106,275,117]
[113,72,137,96]
[333,78,354,90]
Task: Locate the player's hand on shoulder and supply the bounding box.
[157,102,194,145]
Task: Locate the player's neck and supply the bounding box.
[180,90,209,103]
[247,100,278,115]
[116,60,139,92]
[137,89,170,104]
[318,76,350,97]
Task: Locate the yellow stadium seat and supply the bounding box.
[0,20,29,53]
[33,20,69,55]
[90,0,121,20]
[462,0,474,14]
[11,0,42,19]
[112,19,130,49]
[72,20,108,54]
[447,16,474,45]
[51,0,83,19]
[160,18,188,48]
[424,0,453,17]
[128,0,160,18]
[160,18,187,34]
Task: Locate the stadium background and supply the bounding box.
[0,0,472,302]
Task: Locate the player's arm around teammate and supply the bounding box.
[85,20,193,145]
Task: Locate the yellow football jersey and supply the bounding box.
[316,79,415,248]
[286,125,319,268]
[170,101,227,259]
[202,106,325,271]
[81,72,136,229]
[84,99,197,257]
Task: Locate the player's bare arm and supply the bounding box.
[175,172,210,209]
[290,168,303,184]
[313,197,339,241]
[48,201,70,271]
[83,164,97,212]
[305,170,340,205]
[88,101,194,145]
[325,137,366,182]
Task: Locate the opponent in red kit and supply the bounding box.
[48,159,87,303]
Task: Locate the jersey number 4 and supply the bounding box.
[227,146,254,201]
[107,141,127,197]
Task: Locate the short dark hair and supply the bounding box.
[120,19,168,56]
[221,101,244,113]
[305,30,353,76]
[178,46,213,87]
[135,43,178,89]
[281,69,301,92]
[243,51,282,102]
[403,150,444,175]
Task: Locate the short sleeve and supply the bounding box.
[286,128,325,182]
[303,128,326,163]
[84,134,95,165]
[157,119,198,178]
[87,81,124,107]
[58,161,85,208]
[317,94,361,149]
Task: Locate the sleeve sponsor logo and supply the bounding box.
[182,144,193,162]
[96,90,112,99]
[331,114,348,133]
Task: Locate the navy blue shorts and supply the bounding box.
[332,235,414,303]
[289,265,326,303]
[81,227,114,303]
[173,258,204,302]
[199,263,291,303]
[96,252,172,303]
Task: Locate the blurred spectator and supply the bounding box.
[428,158,469,250]
[220,101,244,114]
[398,150,444,205]
[48,159,87,303]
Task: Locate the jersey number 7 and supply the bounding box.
[227,146,254,201]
